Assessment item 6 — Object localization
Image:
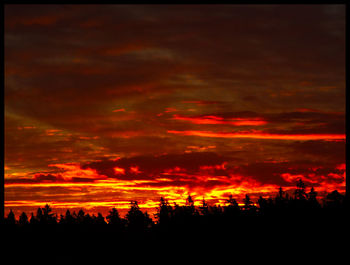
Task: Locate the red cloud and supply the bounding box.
[112,108,126,112]
[130,166,142,174]
[114,167,125,175]
[167,130,345,141]
[172,114,267,126]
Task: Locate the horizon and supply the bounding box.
[5,184,345,221]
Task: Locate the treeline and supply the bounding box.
[3,179,346,229]
[2,179,347,265]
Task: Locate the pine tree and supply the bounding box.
[18,212,29,226]
[6,210,16,225]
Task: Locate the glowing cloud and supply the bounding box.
[172,115,267,126]
[112,108,126,112]
[167,130,345,141]
[114,167,126,175]
[48,163,102,181]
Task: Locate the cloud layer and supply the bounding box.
[5,5,345,217]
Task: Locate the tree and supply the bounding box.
[36,207,43,224]
[308,187,319,204]
[186,195,194,207]
[155,197,173,226]
[295,179,307,200]
[257,196,268,212]
[325,190,344,208]
[63,209,75,224]
[226,194,239,208]
[58,214,65,225]
[18,212,29,226]
[225,194,240,217]
[243,194,257,216]
[125,201,152,231]
[42,204,56,224]
[77,209,86,224]
[95,213,106,225]
[106,208,123,228]
[29,213,38,225]
[278,187,284,199]
[83,213,94,225]
[6,210,16,225]
[243,195,253,210]
[199,198,209,216]
[185,195,197,217]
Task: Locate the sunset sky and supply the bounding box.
[4,4,345,217]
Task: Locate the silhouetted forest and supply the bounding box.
[2,179,347,264]
[3,179,347,228]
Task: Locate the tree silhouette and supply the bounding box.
[95,213,107,225]
[307,187,320,208]
[185,195,193,206]
[155,197,173,226]
[295,179,307,200]
[42,204,56,224]
[225,194,240,218]
[325,190,344,209]
[5,210,16,225]
[106,208,123,228]
[58,214,65,225]
[29,213,38,225]
[275,187,287,209]
[278,187,284,199]
[84,213,94,225]
[18,212,29,226]
[61,209,75,225]
[185,195,198,217]
[36,207,43,224]
[257,196,269,215]
[77,209,86,224]
[199,198,209,216]
[243,194,258,216]
[243,195,253,210]
[3,186,346,243]
[125,201,152,231]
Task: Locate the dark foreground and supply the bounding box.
[2,185,348,264]
[2,212,348,265]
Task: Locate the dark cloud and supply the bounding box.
[82,152,228,179]
[235,160,345,187]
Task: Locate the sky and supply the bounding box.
[4,4,346,218]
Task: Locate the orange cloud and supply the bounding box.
[168,130,345,141]
[281,173,305,183]
[48,163,102,181]
[114,167,126,175]
[130,166,142,174]
[172,115,267,126]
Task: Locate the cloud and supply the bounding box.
[167,130,345,141]
[81,152,228,179]
[172,114,267,126]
